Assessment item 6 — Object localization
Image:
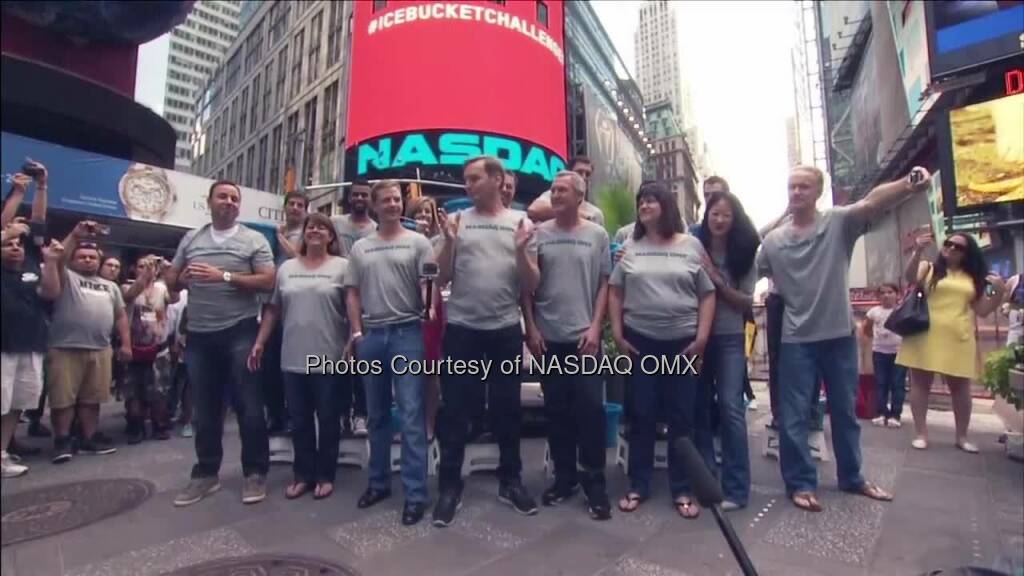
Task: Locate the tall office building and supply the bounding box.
[136,1,242,171]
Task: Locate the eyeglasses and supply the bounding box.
[943,240,966,252]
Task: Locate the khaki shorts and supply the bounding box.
[46,348,113,409]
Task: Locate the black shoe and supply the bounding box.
[542,480,580,506]
[79,438,117,455]
[432,488,462,527]
[127,427,145,445]
[92,431,114,445]
[357,487,391,509]
[582,485,612,521]
[499,480,538,516]
[8,438,41,457]
[29,422,52,438]
[52,437,73,464]
[402,501,427,526]
[152,427,171,441]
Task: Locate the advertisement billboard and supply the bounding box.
[947,92,1024,207]
[345,1,568,191]
[582,81,643,198]
[1,132,284,229]
[886,1,931,120]
[925,0,1024,80]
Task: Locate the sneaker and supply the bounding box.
[498,480,538,516]
[173,476,221,507]
[7,438,40,457]
[92,431,114,445]
[402,501,427,526]
[152,427,171,441]
[79,438,117,455]
[541,480,579,506]
[353,416,368,437]
[886,418,902,429]
[2,451,28,478]
[242,474,267,504]
[871,416,887,427]
[432,488,462,527]
[52,437,73,464]
[28,422,52,438]
[127,427,145,445]
[181,423,194,438]
[721,500,745,511]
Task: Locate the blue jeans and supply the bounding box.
[695,334,750,506]
[873,352,906,420]
[283,372,342,483]
[625,328,697,500]
[358,321,428,504]
[185,318,268,478]
[778,335,865,495]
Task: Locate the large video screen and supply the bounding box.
[345,1,568,186]
[926,1,1024,79]
[948,92,1024,207]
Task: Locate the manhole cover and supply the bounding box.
[163,554,360,575]
[1,478,154,547]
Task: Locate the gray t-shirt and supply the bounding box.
[272,257,348,373]
[756,205,868,343]
[171,224,275,333]
[609,235,715,340]
[50,268,125,349]
[532,220,611,343]
[331,214,377,257]
[613,222,635,245]
[539,190,605,227]
[344,230,434,328]
[709,252,756,336]
[446,207,536,331]
[275,225,304,266]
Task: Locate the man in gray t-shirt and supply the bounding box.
[166,180,276,507]
[331,181,378,257]
[756,165,931,511]
[523,171,613,520]
[527,156,604,226]
[344,181,435,525]
[433,155,541,526]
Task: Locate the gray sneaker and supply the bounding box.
[173,477,221,507]
[242,474,267,504]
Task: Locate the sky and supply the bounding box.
[135,33,170,116]
[591,0,798,228]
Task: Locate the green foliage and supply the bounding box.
[594,182,636,237]
[982,345,1024,410]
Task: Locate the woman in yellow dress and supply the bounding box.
[897,232,1006,453]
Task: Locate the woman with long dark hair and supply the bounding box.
[609,182,716,519]
[896,232,1005,453]
[248,213,350,499]
[692,191,760,510]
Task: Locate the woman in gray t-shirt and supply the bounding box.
[247,213,349,500]
[691,191,760,511]
[608,183,716,519]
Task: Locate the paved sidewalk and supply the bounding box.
[2,387,1022,576]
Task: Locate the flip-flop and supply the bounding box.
[792,491,823,512]
[314,482,334,500]
[855,482,893,502]
[618,493,644,513]
[285,481,313,500]
[674,498,700,519]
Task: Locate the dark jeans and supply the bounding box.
[625,328,697,500]
[185,318,269,478]
[438,323,523,490]
[539,341,606,489]
[262,323,287,430]
[873,352,907,420]
[765,292,784,423]
[283,372,343,483]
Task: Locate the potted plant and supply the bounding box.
[982,343,1024,411]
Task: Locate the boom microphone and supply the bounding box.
[674,437,759,576]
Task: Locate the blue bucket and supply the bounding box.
[604,403,622,448]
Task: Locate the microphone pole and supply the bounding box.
[674,437,759,576]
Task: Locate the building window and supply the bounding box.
[327,0,344,67]
[276,47,288,110]
[239,88,249,142]
[227,101,237,148]
[244,17,264,74]
[270,124,283,194]
[262,62,274,122]
[321,82,339,183]
[250,75,261,133]
[285,112,299,190]
[290,30,304,98]
[246,145,256,187]
[269,1,290,47]
[373,0,387,12]
[257,135,268,191]
[225,51,241,94]
[302,97,318,186]
[536,1,548,27]
[308,10,323,85]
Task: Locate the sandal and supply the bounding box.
[285,481,313,500]
[618,493,644,513]
[791,491,823,512]
[674,497,700,519]
[854,482,893,502]
[314,482,334,500]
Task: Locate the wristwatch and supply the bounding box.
[119,163,176,221]
[222,271,232,283]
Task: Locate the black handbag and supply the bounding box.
[885,275,930,337]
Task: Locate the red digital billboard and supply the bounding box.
[346,1,568,187]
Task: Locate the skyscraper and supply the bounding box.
[136,1,242,171]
